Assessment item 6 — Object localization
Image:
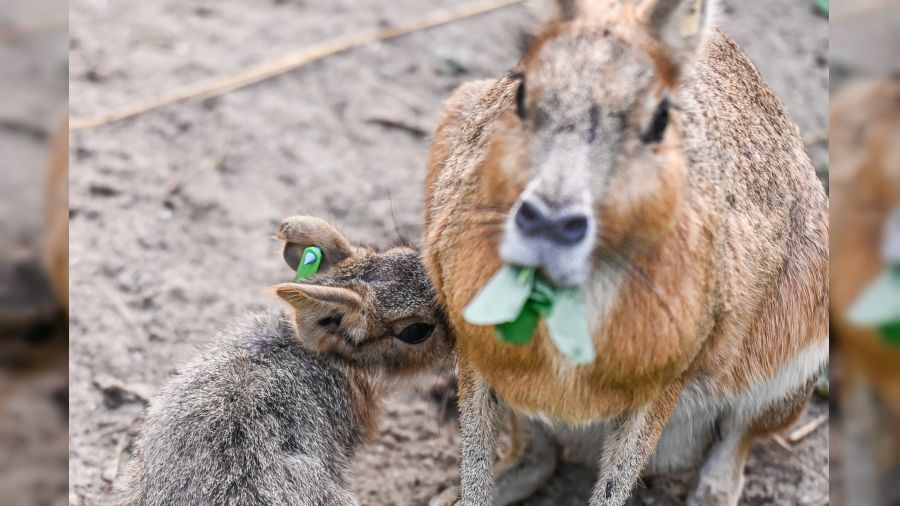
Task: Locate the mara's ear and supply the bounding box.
[274,283,366,342]
[273,283,363,330]
[274,283,363,310]
[276,216,355,274]
[639,0,714,73]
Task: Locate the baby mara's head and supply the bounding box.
[272,216,452,378]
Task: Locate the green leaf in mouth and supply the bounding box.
[464,265,595,364]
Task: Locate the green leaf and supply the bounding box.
[848,269,900,326]
[496,305,541,345]
[545,288,595,365]
[881,322,900,345]
[815,0,829,16]
[464,265,595,364]
[463,265,534,325]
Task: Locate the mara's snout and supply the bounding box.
[499,191,595,287]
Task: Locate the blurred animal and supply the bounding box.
[44,113,68,314]
[0,113,67,333]
[423,0,828,504]
[830,78,900,506]
[0,111,67,407]
[124,216,452,506]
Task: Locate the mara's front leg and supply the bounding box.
[431,408,559,506]
[589,383,683,506]
[457,356,503,506]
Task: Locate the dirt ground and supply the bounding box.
[68,1,829,505]
[0,1,68,505]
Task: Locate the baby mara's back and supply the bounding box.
[125,310,365,506]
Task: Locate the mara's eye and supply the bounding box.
[396,323,435,344]
[513,72,527,120]
[641,98,670,144]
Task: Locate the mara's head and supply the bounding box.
[484,0,713,286]
[272,216,452,376]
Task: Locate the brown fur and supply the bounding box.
[345,366,382,442]
[44,112,68,314]
[831,79,900,412]
[275,216,453,382]
[424,1,826,503]
[425,32,826,423]
[830,79,900,499]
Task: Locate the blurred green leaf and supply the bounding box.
[815,0,829,16]
[881,322,900,345]
[848,269,900,326]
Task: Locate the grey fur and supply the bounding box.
[123,310,364,506]
[123,230,452,506]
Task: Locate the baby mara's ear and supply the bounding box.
[274,283,362,314]
[277,216,355,274]
[273,283,364,340]
[640,0,714,74]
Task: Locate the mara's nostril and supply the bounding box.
[515,200,547,235]
[554,214,589,245]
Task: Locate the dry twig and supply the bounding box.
[102,431,136,484]
[365,116,429,138]
[788,413,829,444]
[70,0,525,131]
[772,434,793,452]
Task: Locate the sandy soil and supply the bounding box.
[0,1,68,506]
[69,1,829,504]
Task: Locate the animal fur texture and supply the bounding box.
[423,1,828,504]
[830,78,900,506]
[124,217,452,505]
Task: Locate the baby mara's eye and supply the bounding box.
[396,323,435,344]
[641,98,670,145]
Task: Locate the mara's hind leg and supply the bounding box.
[494,414,559,505]
[687,388,810,506]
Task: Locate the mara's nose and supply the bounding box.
[514,198,589,246]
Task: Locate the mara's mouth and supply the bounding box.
[498,225,595,288]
